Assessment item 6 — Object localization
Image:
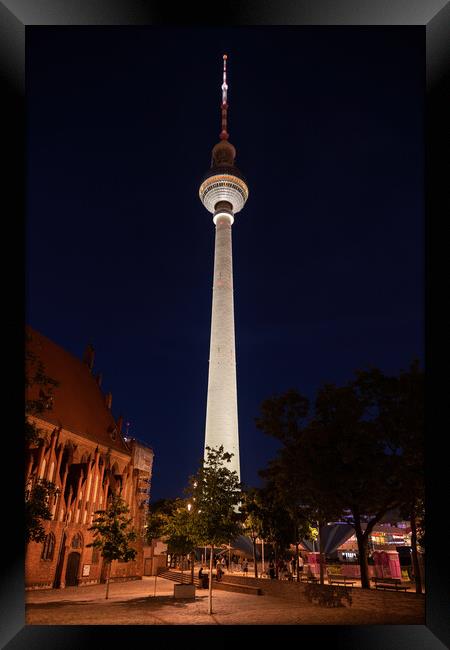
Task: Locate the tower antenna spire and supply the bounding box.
[220,54,229,140]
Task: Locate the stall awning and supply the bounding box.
[301,523,354,554]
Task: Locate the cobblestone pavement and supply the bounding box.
[25,576,424,625]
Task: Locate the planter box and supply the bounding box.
[174,583,196,599]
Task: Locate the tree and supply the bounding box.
[240,488,265,578]
[186,446,241,615]
[87,493,137,599]
[256,483,299,578]
[25,333,59,544]
[258,459,338,584]
[25,478,59,544]
[354,361,424,592]
[147,498,198,583]
[256,390,343,584]
[256,375,408,589]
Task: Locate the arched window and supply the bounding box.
[41,533,55,561]
[71,532,83,549]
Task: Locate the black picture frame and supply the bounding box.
[2,1,448,648]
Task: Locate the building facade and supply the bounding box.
[25,326,154,590]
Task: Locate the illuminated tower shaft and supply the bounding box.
[204,211,240,478]
[199,55,249,481]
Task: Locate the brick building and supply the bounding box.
[25,326,154,590]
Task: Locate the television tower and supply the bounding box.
[199,55,249,480]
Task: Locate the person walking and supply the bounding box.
[199,565,209,589]
[290,557,296,576]
[216,561,223,582]
[242,558,248,575]
[269,560,276,580]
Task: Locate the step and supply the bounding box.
[216,581,263,595]
[157,570,262,595]
[157,572,199,583]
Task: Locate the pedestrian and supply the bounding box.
[216,561,223,582]
[242,558,248,575]
[298,555,304,574]
[269,560,276,580]
[225,556,229,570]
[221,556,226,570]
[290,557,296,575]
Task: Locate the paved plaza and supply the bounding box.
[26,575,425,626]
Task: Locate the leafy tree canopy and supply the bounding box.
[25,478,59,544]
[147,497,197,557]
[87,493,137,563]
[255,362,424,588]
[185,445,242,548]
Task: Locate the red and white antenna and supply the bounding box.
[220,54,229,140]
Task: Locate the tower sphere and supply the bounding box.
[199,140,249,215]
[199,164,249,216]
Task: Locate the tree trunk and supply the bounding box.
[181,554,184,583]
[295,542,300,583]
[252,537,258,578]
[318,524,325,586]
[410,507,423,594]
[105,562,111,599]
[208,545,214,615]
[274,545,278,579]
[354,520,370,589]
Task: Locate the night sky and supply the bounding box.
[26,26,424,502]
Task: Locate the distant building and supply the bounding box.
[25,326,154,590]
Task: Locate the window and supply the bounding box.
[71,532,83,549]
[41,533,55,561]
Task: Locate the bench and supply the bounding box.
[305,582,352,608]
[327,574,356,586]
[300,571,319,583]
[371,577,408,592]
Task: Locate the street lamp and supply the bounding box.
[262,538,265,577]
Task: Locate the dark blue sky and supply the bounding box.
[26,26,424,501]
